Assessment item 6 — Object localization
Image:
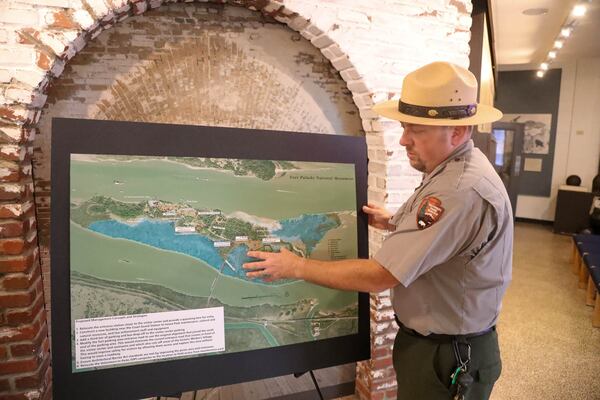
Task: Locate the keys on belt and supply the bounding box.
[451,338,473,400]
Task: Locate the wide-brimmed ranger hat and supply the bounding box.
[373,61,502,126]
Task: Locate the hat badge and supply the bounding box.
[428,109,438,117]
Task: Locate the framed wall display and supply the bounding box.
[496,69,562,197]
[51,118,370,400]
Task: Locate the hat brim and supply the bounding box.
[372,100,503,126]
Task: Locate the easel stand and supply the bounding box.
[294,370,324,400]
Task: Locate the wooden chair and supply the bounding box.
[586,276,597,306]
[594,293,600,328]
[583,253,600,328]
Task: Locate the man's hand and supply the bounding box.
[244,248,304,282]
[362,203,394,231]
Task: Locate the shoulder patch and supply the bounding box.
[416,196,444,230]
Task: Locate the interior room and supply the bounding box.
[0,1,598,399]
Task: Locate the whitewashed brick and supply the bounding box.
[387,189,417,204]
[347,79,369,94]
[73,9,96,30]
[4,86,34,103]
[361,119,372,132]
[372,118,401,132]
[0,48,34,66]
[66,34,86,57]
[368,188,386,203]
[0,126,20,142]
[86,0,110,18]
[337,9,370,24]
[309,10,337,33]
[299,27,316,41]
[330,55,352,70]
[320,44,340,61]
[49,57,65,77]
[287,15,309,32]
[0,145,26,161]
[385,176,420,190]
[303,23,323,37]
[359,108,379,120]
[36,31,70,57]
[14,0,71,6]
[0,69,10,83]
[340,68,360,82]
[366,131,401,148]
[311,34,334,49]
[262,2,282,13]
[0,7,39,25]
[109,0,129,8]
[11,69,47,88]
[458,14,472,30]
[352,93,374,109]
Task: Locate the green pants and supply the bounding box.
[392,327,502,400]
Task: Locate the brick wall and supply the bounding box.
[0,1,473,399]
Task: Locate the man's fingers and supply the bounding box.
[247,251,268,259]
[362,205,376,214]
[243,261,267,270]
[246,269,271,280]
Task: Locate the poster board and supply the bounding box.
[51,118,370,399]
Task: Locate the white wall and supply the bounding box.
[503,57,600,221]
[564,57,600,191]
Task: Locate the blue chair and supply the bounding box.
[571,234,600,275]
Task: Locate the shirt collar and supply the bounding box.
[422,139,474,182]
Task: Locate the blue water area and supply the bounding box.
[88,219,224,269]
[225,244,252,278]
[273,213,340,254]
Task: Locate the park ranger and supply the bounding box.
[244,61,512,400]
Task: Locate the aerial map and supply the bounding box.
[70,154,358,371]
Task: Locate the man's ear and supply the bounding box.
[450,125,469,146]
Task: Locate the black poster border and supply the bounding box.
[51,118,370,400]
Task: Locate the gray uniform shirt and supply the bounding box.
[374,140,513,336]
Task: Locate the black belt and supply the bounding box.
[394,315,495,342]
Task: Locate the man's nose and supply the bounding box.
[399,130,411,147]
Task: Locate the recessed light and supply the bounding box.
[561,28,571,37]
[541,63,549,70]
[523,8,549,16]
[573,4,587,17]
[537,71,545,78]
[549,51,557,59]
[554,40,564,49]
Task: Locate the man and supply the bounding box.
[244,61,512,400]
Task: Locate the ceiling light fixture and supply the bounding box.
[573,4,587,17]
[554,40,564,49]
[541,63,549,70]
[561,28,572,37]
[536,71,545,78]
[548,51,557,59]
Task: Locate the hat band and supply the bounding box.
[398,101,477,119]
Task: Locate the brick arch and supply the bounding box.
[0,1,373,399]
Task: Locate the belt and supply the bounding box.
[394,315,495,342]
